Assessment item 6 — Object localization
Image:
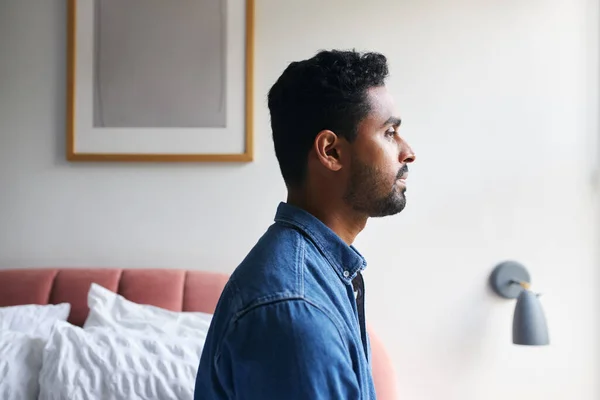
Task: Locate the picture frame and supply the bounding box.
[66,0,254,162]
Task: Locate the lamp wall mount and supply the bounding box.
[489,260,531,299]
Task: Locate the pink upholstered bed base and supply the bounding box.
[0,267,398,399]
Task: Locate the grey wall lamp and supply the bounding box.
[489,261,550,346]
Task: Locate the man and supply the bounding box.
[194,49,415,399]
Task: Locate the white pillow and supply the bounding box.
[83,283,212,338]
[39,321,205,400]
[0,303,70,339]
[0,330,46,400]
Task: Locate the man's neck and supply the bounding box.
[286,191,367,246]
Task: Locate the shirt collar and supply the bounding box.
[274,202,366,283]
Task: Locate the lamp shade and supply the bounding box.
[512,289,550,346]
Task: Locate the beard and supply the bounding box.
[343,160,408,218]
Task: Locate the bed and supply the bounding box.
[0,268,399,399]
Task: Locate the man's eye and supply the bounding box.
[385,127,396,137]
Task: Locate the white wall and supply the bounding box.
[1,1,598,399]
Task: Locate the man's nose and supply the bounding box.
[399,138,416,164]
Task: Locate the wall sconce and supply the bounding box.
[489,261,550,346]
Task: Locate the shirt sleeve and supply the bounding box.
[216,298,360,400]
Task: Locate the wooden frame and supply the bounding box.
[66,0,254,162]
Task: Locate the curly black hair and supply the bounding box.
[268,49,389,188]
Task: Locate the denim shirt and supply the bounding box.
[194,202,376,400]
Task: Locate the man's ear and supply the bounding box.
[313,130,346,172]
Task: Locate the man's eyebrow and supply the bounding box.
[382,116,402,128]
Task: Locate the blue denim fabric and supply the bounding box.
[194,202,376,400]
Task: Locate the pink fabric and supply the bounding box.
[118,269,186,311]
[369,326,400,399]
[184,270,230,314]
[49,268,122,326]
[0,268,227,326]
[0,267,398,400]
[0,269,58,306]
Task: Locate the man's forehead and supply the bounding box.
[365,86,398,122]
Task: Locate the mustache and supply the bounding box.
[396,165,409,179]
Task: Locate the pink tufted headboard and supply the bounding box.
[0,268,229,326]
[0,267,399,399]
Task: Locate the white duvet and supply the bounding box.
[39,321,206,400]
[0,330,46,400]
[0,302,71,400]
[1,284,212,400]
[37,284,213,400]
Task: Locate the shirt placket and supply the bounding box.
[352,271,368,361]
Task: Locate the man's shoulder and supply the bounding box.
[224,222,311,312]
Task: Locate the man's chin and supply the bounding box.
[369,196,406,218]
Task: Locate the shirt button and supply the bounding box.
[343,270,350,278]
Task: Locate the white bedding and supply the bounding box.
[38,321,206,400]
[0,303,70,339]
[37,284,212,400]
[0,302,71,400]
[83,283,213,338]
[0,330,46,400]
[1,284,212,400]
